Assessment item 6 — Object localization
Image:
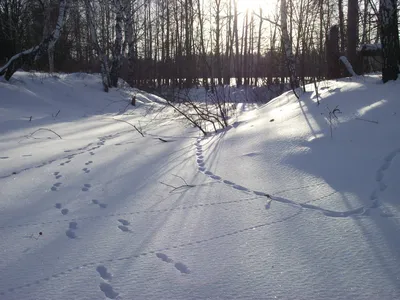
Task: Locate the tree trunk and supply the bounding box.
[379,0,399,82]
[347,0,358,70]
[110,0,123,87]
[338,0,345,53]
[281,0,299,94]
[233,0,242,86]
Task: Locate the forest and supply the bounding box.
[0,0,398,91]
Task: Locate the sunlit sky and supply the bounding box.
[237,0,276,14]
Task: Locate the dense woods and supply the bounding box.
[0,0,398,89]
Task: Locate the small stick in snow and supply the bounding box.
[160,175,195,193]
[52,109,61,119]
[30,128,62,139]
[158,137,175,142]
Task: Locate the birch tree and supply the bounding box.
[110,0,124,87]
[0,0,68,80]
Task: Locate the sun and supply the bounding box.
[237,0,268,13]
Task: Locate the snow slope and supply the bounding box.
[0,72,399,299]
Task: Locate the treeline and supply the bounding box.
[0,0,392,90]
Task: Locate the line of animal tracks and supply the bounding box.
[195,134,400,219]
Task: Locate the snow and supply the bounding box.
[1,72,400,299]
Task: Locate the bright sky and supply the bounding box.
[237,0,275,14]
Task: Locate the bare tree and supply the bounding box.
[0,0,68,80]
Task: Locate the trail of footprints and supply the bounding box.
[0,209,303,296]
[195,137,400,218]
[117,219,131,232]
[156,253,191,274]
[96,266,120,299]
[65,221,78,239]
[367,148,400,217]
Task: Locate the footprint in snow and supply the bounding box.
[96,265,112,280]
[66,229,76,239]
[82,167,90,174]
[118,219,130,226]
[82,183,91,192]
[156,253,173,263]
[99,282,119,299]
[85,161,93,166]
[174,262,191,274]
[155,253,190,274]
[66,222,78,239]
[117,219,131,232]
[118,225,130,232]
[92,199,108,208]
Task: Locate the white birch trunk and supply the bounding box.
[110,0,124,87]
[48,0,68,73]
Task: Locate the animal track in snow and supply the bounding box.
[99,282,119,299]
[117,219,131,232]
[195,136,367,218]
[0,210,304,296]
[1,194,271,230]
[156,253,173,263]
[118,219,130,226]
[96,266,119,299]
[96,265,112,280]
[60,160,71,166]
[54,203,69,215]
[53,171,62,179]
[82,183,91,192]
[85,161,93,166]
[92,199,108,208]
[156,253,190,274]
[66,222,78,239]
[82,167,90,174]
[174,262,191,274]
[51,182,62,191]
[366,148,400,216]
[0,156,9,159]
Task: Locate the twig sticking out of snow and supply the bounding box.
[111,117,144,137]
[159,174,195,193]
[30,128,62,139]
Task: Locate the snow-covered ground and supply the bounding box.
[0,72,399,299]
